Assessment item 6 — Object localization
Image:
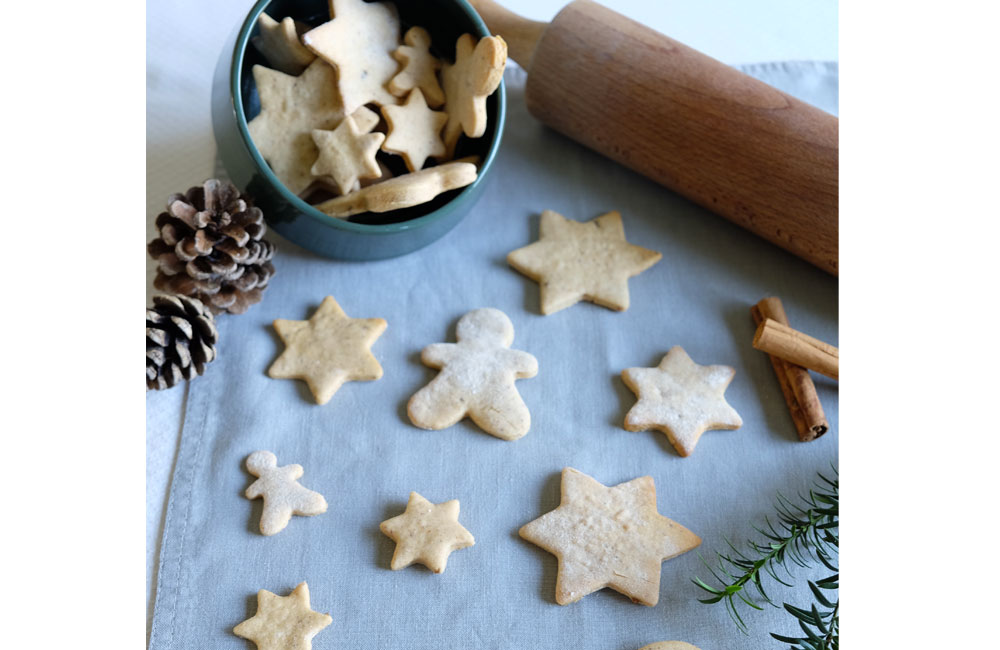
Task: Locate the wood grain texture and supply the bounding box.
[519,0,838,274]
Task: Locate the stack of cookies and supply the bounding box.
[247,0,507,220]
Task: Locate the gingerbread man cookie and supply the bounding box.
[388,26,445,107]
[314,161,477,218]
[407,308,537,441]
[245,451,327,536]
[440,33,507,157]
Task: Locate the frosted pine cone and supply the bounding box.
[148,179,276,314]
[146,295,218,390]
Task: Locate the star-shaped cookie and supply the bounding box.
[233,582,332,650]
[519,468,700,606]
[379,492,475,573]
[311,110,385,195]
[388,26,445,107]
[507,210,662,314]
[302,0,401,113]
[440,33,507,157]
[252,12,316,75]
[268,296,386,405]
[622,346,743,457]
[248,59,346,195]
[381,89,448,172]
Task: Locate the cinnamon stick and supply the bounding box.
[753,318,839,380]
[751,297,829,441]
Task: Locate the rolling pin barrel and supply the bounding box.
[471,0,839,275]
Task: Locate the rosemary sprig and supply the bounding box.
[693,468,838,648]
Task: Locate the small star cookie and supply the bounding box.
[379,492,475,573]
[440,33,507,157]
[268,296,386,405]
[381,89,448,172]
[311,109,385,195]
[519,468,701,606]
[233,582,332,650]
[251,12,316,75]
[245,451,327,536]
[302,0,401,113]
[507,210,662,315]
[622,346,743,457]
[407,307,537,441]
[248,59,346,195]
[388,26,445,107]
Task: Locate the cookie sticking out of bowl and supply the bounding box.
[245,0,507,223]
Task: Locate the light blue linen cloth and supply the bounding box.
[149,61,838,650]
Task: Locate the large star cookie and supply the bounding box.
[233,582,332,650]
[302,0,401,113]
[245,451,327,536]
[622,346,743,457]
[440,33,507,157]
[519,467,700,606]
[381,88,448,172]
[407,307,537,441]
[252,12,316,75]
[379,492,475,573]
[268,296,386,404]
[248,59,346,195]
[507,210,662,315]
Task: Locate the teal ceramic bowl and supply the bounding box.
[211,0,505,260]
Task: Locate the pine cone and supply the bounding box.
[148,179,276,315]
[147,295,218,390]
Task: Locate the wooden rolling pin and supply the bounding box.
[471,0,839,275]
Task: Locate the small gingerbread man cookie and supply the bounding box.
[388,26,445,107]
[408,308,537,441]
[245,451,328,536]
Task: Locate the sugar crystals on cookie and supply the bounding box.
[622,346,742,457]
[519,468,700,606]
[244,451,327,536]
[407,308,537,441]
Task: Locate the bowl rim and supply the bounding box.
[230,0,505,235]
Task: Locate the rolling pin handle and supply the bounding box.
[468,0,547,68]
